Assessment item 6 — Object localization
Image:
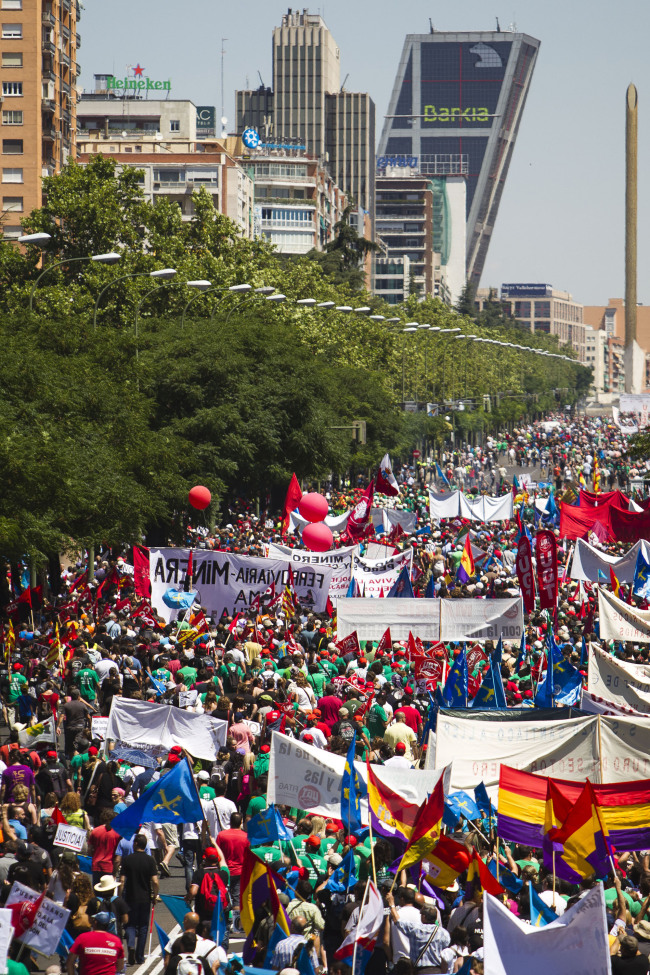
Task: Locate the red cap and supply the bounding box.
[169,746,183,755]
[359,658,367,665]
[260,744,270,753]
[345,835,358,847]
[404,686,413,696]
[203,847,219,859]
[325,821,339,833]
[305,835,320,848]
[88,746,98,756]
[46,751,57,759]
[12,663,23,671]
[167,754,180,764]
[312,708,321,717]
[395,742,406,753]
[303,733,314,742]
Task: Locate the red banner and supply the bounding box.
[335,631,360,656]
[413,657,446,692]
[133,545,151,599]
[466,643,488,674]
[515,536,536,614]
[535,529,558,611]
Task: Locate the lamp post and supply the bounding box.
[93,267,177,329]
[224,288,286,324]
[133,270,179,358]
[29,251,121,311]
[180,282,252,329]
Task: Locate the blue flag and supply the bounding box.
[436,463,451,489]
[146,670,167,697]
[424,575,436,599]
[580,636,587,668]
[488,859,522,894]
[247,805,292,847]
[474,782,495,819]
[155,922,169,953]
[491,637,503,667]
[388,566,414,598]
[111,758,203,839]
[529,881,559,927]
[471,659,507,709]
[211,895,227,946]
[515,632,527,672]
[634,549,650,599]
[325,848,358,892]
[162,587,198,610]
[56,928,75,960]
[444,791,481,827]
[442,648,468,707]
[265,924,288,967]
[346,577,360,598]
[419,692,438,745]
[534,630,582,708]
[296,943,318,975]
[341,733,366,836]
[160,894,189,928]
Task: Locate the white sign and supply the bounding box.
[570,538,650,583]
[19,898,71,956]
[429,491,514,522]
[178,689,198,709]
[106,697,227,761]
[6,882,40,907]
[54,823,87,852]
[620,393,650,428]
[244,719,261,736]
[439,597,524,642]
[149,548,333,621]
[587,642,650,712]
[268,730,450,818]
[484,886,610,975]
[598,586,650,644]
[267,542,359,600]
[351,549,413,598]
[91,716,109,741]
[336,597,441,641]
[18,717,56,747]
[0,909,13,973]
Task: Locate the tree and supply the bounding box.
[455,282,476,318]
[305,205,379,290]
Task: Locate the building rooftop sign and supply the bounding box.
[242,127,305,152]
[501,283,552,298]
[107,63,171,93]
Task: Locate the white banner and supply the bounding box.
[289,510,350,534]
[336,597,441,641]
[484,886,610,975]
[91,716,109,741]
[570,538,650,583]
[149,547,333,620]
[19,898,70,956]
[267,542,359,600]
[598,585,650,643]
[371,509,417,534]
[267,730,450,818]
[598,713,650,780]
[580,689,645,717]
[54,824,87,852]
[620,393,650,428]
[587,642,650,713]
[18,717,56,747]
[429,491,514,523]
[106,698,227,762]
[351,549,413,598]
[439,597,524,642]
[436,713,600,793]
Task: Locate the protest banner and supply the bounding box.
[18,718,55,747]
[429,491,513,522]
[413,657,446,693]
[484,886,610,975]
[535,530,557,611]
[466,643,489,673]
[516,536,535,613]
[19,898,70,956]
[54,823,86,852]
[598,586,650,643]
[91,716,109,741]
[587,642,650,712]
[6,882,39,907]
[336,597,441,641]
[0,909,12,973]
[570,538,650,583]
[149,548,333,620]
[268,731,450,818]
[289,510,350,535]
[106,698,227,761]
[267,542,358,600]
[351,549,413,598]
[439,597,524,642]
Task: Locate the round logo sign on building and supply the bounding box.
[242,127,261,149]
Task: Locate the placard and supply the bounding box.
[19,898,70,956]
[54,823,87,852]
[91,716,109,741]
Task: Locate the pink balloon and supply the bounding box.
[188,485,211,510]
[302,521,334,552]
[298,492,329,523]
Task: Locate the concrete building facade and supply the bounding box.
[1,0,80,237]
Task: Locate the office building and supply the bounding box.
[378,29,540,288]
[584,297,650,396]
[476,283,586,360]
[235,9,375,225]
[78,81,197,143]
[1,0,80,238]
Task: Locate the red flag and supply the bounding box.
[535,530,558,612]
[344,480,375,542]
[413,657,446,691]
[388,522,405,546]
[609,566,621,599]
[51,805,66,825]
[377,627,392,655]
[515,535,536,614]
[282,474,303,536]
[69,569,88,592]
[184,550,194,593]
[326,596,334,617]
[133,546,151,599]
[467,851,505,896]
[335,631,360,656]
[376,453,400,497]
[466,643,489,673]
[9,893,43,937]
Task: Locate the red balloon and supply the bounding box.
[302,521,334,552]
[188,485,211,510]
[298,492,329,523]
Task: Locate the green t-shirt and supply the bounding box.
[252,844,284,865]
[321,660,338,679]
[253,754,271,779]
[76,667,99,702]
[299,851,328,884]
[178,666,198,686]
[152,667,169,682]
[247,795,267,817]
[8,673,27,703]
[7,958,30,975]
[199,785,216,800]
[365,704,388,739]
[308,672,327,698]
[604,887,643,917]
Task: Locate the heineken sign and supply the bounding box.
[106,64,170,93]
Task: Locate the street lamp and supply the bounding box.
[93,267,177,329]
[18,232,52,246]
[317,301,335,309]
[223,288,286,323]
[336,305,353,313]
[180,282,252,329]
[296,298,318,306]
[29,251,121,311]
[133,270,179,354]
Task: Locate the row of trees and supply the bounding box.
[0,157,591,566]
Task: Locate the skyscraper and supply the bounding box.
[1,0,80,238]
[377,29,540,288]
[236,8,375,224]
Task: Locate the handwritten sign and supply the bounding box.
[54,823,87,852]
[19,898,70,955]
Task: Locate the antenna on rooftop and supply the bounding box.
[496,16,501,30]
[429,17,435,33]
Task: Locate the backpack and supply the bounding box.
[176,955,211,975]
[199,867,229,914]
[223,665,239,693]
[71,903,92,933]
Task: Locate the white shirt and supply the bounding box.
[539,890,566,915]
[202,795,237,836]
[391,904,421,961]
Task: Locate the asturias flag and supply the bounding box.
[634,549,650,599]
[111,757,203,839]
[442,647,468,707]
[246,805,291,847]
[341,733,366,836]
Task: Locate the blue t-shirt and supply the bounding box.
[9,820,27,840]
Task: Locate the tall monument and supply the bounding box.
[625,83,644,393]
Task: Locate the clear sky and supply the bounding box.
[80,0,649,307]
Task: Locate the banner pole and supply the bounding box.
[367,806,378,887]
[597,714,604,783]
[351,880,371,975]
[552,850,556,904]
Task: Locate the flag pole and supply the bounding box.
[367,804,377,887]
[552,850,556,903]
[351,880,371,975]
[146,900,155,958]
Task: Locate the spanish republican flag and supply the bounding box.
[466,850,505,896]
[424,835,471,889]
[609,566,621,598]
[550,780,612,883]
[396,775,444,872]
[366,759,420,845]
[457,534,475,584]
[239,849,290,937]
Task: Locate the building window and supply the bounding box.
[1,109,21,124]
[1,51,22,67]
[1,23,21,38]
[2,194,21,210]
[1,80,21,95]
[1,1,23,9]
[1,166,22,180]
[169,119,180,132]
[2,139,21,153]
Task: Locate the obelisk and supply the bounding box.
[625,83,643,393]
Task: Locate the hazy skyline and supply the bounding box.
[80,0,650,307]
